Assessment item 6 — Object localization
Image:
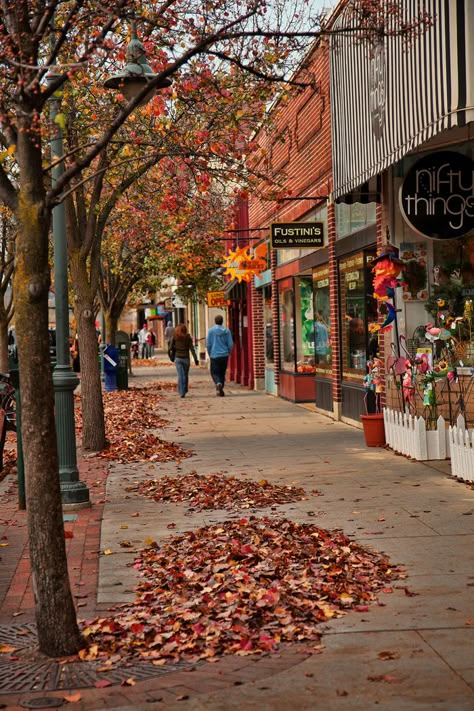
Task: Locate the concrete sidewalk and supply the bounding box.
[1,362,473,710]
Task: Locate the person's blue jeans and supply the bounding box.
[175,357,190,396]
[210,356,229,388]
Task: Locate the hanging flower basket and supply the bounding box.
[360,413,386,447]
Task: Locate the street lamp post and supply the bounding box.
[48,75,90,507]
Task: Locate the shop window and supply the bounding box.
[425,235,474,365]
[339,251,378,378]
[278,280,295,371]
[336,202,376,239]
[313,265,332,374]
[264,286,274,366]
[295,277,315,373]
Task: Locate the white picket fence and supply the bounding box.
[383,408,473,481]
[449,418,474,482]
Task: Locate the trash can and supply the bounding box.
[103,344,119,392]
[116,342,129,390]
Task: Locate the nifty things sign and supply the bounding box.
[399,151,474,240]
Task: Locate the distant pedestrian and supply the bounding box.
[206,315,233,397]
[138,323,149,359]
[164,320,174,347]
[146,329,153,356]
[170,323,199,398]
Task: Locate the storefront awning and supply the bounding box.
[223,279,245,300]
[330,0,474,201]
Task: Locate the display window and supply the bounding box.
[339,250,378,381]
[263,286,274,366]
[313,265,332,375]
[296,277,315,373]
[425,235,474,365]
[278,278,295,371]
[336,203,376,239]
[278,277,316,373]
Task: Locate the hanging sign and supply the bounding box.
[271,222,324,249]
[222,244,267,283]
[399,151,474,239]
[207,291,230,307]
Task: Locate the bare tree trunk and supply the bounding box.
[70,253,106,452]
[105,311,118,346]
[15,135,82,656]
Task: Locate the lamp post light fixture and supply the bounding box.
[47,72,90,507]
[104,23,172,104]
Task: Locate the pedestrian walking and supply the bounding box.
[170,323,199,398]
[164,320,174,348]
[138,323,149,359]
[146,329,153,356]
[206,314,234,396]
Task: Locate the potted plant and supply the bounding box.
[361,358,386,447]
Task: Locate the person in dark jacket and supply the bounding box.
[170,323,199,397]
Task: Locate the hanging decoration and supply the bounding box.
[222,243,267,283]
[370,244,405,333]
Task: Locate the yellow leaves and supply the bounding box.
[54,113,66,130]
[0,643,16,653]
[0,144,16,163]
[78,644,99,661]
[103,548,113,555]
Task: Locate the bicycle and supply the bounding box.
[0,372,16,432]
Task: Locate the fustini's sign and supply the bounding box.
[399,151,474,239]
[270,222,324,249]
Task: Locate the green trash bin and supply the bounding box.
[116,341,129,390]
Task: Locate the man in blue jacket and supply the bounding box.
[206,315,234,396]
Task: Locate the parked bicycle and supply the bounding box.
[0,372,16,432]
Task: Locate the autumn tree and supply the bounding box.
[0,0,428,657]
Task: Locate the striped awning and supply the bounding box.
[330,0,474,202]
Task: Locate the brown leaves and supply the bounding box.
[81,517,401,665]
[75,385,191,464]
[134,471,313,512]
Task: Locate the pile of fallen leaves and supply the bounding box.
[132,471,314,511]
[82,517,401,663]
[132,358,173,368]
[103,386,170,431]
[0,448,17,483]
[75,385,191,464]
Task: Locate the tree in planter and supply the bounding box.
[0,0,430,658]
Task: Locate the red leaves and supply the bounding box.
[135,471,312,512]
[81,517,401,665]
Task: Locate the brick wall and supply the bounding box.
[251,280,265,384]
[248,40,333,393]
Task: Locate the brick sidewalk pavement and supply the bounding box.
[0,453,108,623]
[1,364,473,711]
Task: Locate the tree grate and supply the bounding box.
[0,623,200,693]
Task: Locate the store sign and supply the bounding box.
[207,291,230,308]
[369,43,386,140]
[271,222,324,249]
[222,244,267,283]
[399,151,474,239]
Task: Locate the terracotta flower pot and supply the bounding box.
[360,413,386,447]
